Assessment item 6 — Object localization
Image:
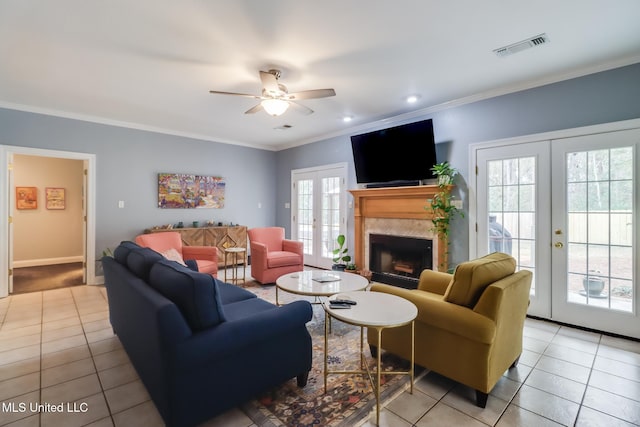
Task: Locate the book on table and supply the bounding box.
[312,274,341,283]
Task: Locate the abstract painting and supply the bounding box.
[158,173,225,209]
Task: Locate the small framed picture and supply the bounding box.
[16,187,37,210]
[45,187,65,210]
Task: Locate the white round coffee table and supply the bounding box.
[275,270,369,306]
[323,291,417,426]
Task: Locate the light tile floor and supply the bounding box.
[0,274,639,426]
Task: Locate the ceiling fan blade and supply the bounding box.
[209,90,261,99]
[244,103,264,114]
[259,71,280,95]
[289,101,314,115]
[286,88,336,100]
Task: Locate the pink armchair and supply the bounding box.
[135,232,218,277]
[248,227,303,284]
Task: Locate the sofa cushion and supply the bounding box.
[126,247,164,282]
[444,252,516,308]
[113,241,142,265]
[267,251,302,268]
[148,259,226,331]
[217,280,257,305]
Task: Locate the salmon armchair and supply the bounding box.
[368,252,532,408]
[135,232,219,277]
[247,227,303,284]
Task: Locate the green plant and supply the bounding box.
[430,161,458,186]
[345,262,357,271]
[332,234,351,265]
[101,248,114,258]
[429,191,464,239]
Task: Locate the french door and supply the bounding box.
[291,163,347,269]
[474,125,640,338]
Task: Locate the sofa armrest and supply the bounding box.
[173,300,312,369]
[417,269,452,295]
[370,283,495,344]
[282,239,303,256]
[182,245,218,262]
[250,242,268,268]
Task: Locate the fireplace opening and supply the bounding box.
[369,234,433,289]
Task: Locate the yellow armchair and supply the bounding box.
[368,252,532,407]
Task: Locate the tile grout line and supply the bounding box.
[72,286,118,426]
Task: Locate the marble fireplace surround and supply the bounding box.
[349,185,448,273]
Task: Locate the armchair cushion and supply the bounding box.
[148,259,226,331]
[268,251,303,268]
[444,252,516,308]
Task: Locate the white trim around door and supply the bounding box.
[0,145,97,298]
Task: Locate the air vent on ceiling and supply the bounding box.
[273,124,293,131]
[493,33,550,57]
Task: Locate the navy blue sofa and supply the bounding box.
[102,241,313,427]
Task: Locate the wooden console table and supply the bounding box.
[145,226,247,267]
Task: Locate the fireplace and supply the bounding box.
[369,234,433,289]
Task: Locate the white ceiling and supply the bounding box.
[1,1,639,151]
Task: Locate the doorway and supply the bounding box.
[0,145,97,298]
[471,120,640,339]
[291,163,348,269]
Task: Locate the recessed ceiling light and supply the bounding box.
[342,116,353,123]
[406,95,420,104]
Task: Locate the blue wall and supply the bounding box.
[0,110,277,260]
[2,63,639,270]
[275,63,640,267]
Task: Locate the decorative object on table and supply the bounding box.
[158,173,225,209]
[16,186,37,210]
[192,221,199,228]
[45,187,65,210]
[427,162,463,271]
[331,234,351,271]
[176,221,184,228]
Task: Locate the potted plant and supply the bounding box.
[430,161,458,186]
[332,234,351,271]
[427,163,463,271]
[345,262,358,274]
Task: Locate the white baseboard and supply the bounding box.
[12,256,84,268]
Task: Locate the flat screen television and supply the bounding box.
[350,119,437,185]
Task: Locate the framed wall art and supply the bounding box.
[16,186,37,210]
[158,173,226,209]
[45,187,66,210]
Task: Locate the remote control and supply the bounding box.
[329,303,351,309]
[332,299,357,305]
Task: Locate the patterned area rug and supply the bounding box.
[238,279,418,427]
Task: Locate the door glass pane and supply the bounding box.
[321,177,341,258]
[487,157,537,294]
[297,179,313,255]
[566,147,633,312]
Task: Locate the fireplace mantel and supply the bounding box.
[349,185,449,272]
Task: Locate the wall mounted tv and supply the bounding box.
[350,118,437,186]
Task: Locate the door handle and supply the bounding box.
[554,242,564,248]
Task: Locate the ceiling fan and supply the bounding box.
[209,69,336,117]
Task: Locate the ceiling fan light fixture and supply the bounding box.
[261,98,290,116]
